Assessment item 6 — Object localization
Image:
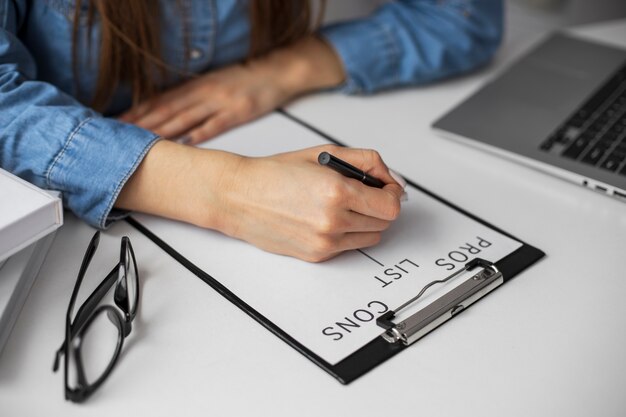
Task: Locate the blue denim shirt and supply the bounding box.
[0,0,503,228]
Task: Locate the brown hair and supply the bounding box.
[72,0,323,112]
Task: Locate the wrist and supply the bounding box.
[115,140,245,233]
[252,36,346,98]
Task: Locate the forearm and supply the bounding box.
[318,0,504,93]
[115,142,404,262]
[2,1,166,229]
[0,54,160,229]
[115,140,242,232]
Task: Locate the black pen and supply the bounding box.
[318,151,386,188]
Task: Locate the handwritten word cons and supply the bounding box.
[322,301,389,341]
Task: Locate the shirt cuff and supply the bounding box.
[319,18,400,94]
[46,117,160,229]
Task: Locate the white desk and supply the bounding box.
[2,9,626,417]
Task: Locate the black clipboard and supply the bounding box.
[127,111,544,384]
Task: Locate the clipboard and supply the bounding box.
[127,111,544,384]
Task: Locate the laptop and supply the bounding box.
[432,32,626,200]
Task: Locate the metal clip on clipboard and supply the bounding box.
[376,258,503,345]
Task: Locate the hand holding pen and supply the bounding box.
[228,145,405,262]
[119,143,405,262]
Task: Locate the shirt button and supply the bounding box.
[189,48,203,60]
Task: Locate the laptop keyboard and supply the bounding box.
[540,61,626,176]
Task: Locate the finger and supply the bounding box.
[302,231,384,262]
[322,146,398,186]
[152,103,219,139]
[388,169,407,189]
[119,100,155,123]
[133,93,204,130]
[335,231,384,252]
[345,180,403,221]
[328,210,392,234]
[121,78,203,123]
[188,112,237,144]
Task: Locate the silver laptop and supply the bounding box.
[433,32,626,200]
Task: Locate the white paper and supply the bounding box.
[135,113,522,365]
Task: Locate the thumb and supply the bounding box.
[383,182,405,202]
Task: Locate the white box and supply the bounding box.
[0,169,63,261]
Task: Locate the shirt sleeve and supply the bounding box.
[0,0,160,229]
[319,0,504,93]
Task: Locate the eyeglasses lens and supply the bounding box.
[67,309,122,388]
[124,244,138,315]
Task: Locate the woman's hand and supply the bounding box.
[217,145,404,262]
[116,143,404,262]
[119,37,345,144]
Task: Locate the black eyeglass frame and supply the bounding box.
[52,231,139,403]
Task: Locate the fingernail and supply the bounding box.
[173,135,192,145]
[389,169,407,189]
[400,191,408,202]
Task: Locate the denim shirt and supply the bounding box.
[0,0,503,228]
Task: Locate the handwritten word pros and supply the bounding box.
[435,236,492,271]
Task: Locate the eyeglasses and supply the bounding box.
[53,231,139,403]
